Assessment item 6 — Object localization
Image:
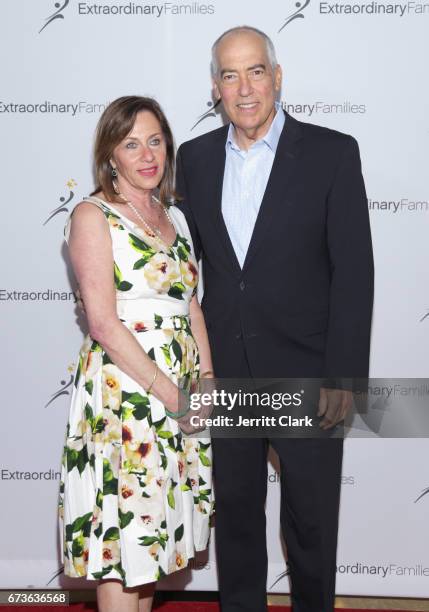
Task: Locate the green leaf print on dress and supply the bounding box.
[114,262,133,292]
[168,282,186,300]
[174,524,184,543]
[121,391,151,422]
[103,459,118,496]
[119,508,134,529]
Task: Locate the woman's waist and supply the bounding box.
[79,313,192,356]
[116,297,189,321]
[120,313,191,332]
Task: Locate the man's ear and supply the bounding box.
[274,64,283,93]
[212,79,221,101]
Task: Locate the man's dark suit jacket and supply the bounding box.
[176,111,374,384]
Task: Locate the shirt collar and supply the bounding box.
[226,102,285,153]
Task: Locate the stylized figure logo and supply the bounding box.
[279,0,311,32]
[415,487,429,503]
[43,179,77,225]
[45,365,75,407]
[191,99,222,131]
[47,566,64,585]
[269,562,291,589]
[39,0,70,34]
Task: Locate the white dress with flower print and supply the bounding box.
[58,196,213,587]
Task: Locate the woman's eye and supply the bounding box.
[126,142,137,149]
[150,138,161,146]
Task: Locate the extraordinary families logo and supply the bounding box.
[190,97,366,131]
[191,99,221,131]
[278,0,428,28]
[39,0,215,31]
[368,198,429,213]
[279,0,311,31]
[318,0,428,15]
[39,1,70,33]
[0,101,109,116]
[45,365,75,408]
[43,179,77,225]
[38,0,428,35]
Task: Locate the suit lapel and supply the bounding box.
[241,113,304,274]
[206,127,242,276]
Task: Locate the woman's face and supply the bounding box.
[110,110,167,194]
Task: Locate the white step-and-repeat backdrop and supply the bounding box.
[1,0,428,597]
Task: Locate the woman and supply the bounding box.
[58,96,214,612]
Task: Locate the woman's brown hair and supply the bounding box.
[91,95,178,205]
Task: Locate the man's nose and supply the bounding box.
[238,75,252,97]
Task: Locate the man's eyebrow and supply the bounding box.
[247,64,266,71]
[220,63,267,77]
[220,68,237,77]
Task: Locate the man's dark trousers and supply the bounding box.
[211,344,343,612]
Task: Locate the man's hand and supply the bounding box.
[317,387,353,429]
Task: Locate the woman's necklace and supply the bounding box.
[116,190,173,242]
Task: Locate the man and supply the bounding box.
[176,26,373,612]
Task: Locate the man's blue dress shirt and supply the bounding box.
[221,103,285,268]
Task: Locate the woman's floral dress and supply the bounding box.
[58,196,213,587]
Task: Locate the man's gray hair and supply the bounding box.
[211,26,278,78]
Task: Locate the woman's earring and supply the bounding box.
[111,167,118,177]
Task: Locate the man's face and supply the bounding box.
[213,31,282,144]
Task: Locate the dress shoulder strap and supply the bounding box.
[64,196,108,243]
[82,195,109,210]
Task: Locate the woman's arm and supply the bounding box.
[68,202,180,411]
[189,294,214,378]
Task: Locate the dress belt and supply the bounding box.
[120,313,190,332]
